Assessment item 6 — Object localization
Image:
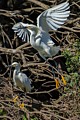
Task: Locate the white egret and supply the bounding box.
[9,62,32,92]
[12,1,70,61]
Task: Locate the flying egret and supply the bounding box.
[9,62,32,92]
[12,1,70,61]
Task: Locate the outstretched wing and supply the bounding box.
[12,22,30,42]
[37,1,70,32]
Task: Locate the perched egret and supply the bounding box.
[9,62,32,92]
[12,1,70,60]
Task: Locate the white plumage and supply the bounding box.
[12,1,70,60]
[10,62,31,92]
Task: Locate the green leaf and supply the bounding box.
[22,115,27,120]
[0,109,3,115]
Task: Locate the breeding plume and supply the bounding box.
[12,1,70,60]
[9,62,31,92]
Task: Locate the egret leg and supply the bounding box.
[53,60,58,69]
[39,53,55,76]
[46,59,55,77]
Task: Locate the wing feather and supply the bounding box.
[37,1,70,32]
[47,20,60,30]
[18,73,31,92]
[12,22,30,42]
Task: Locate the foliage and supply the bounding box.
[62,39,80,88]
[22,114,28,120]
[31,117,38,120]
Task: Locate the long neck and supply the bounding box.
[13,65,20,77]
[15,66,20,73]
[29,30,37,45]
[13,65,20,85]
[29,28,41,45]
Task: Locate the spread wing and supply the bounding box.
[37,1,70,32]
[12,22,30,42]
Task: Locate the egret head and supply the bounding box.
[11,62,19,67]
[10,62,21,72]
[12,22,27,30]
[8,62,20,72]
[9,62,20,69]
[12,22,38,32]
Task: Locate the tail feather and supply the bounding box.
[50,46,60,57]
